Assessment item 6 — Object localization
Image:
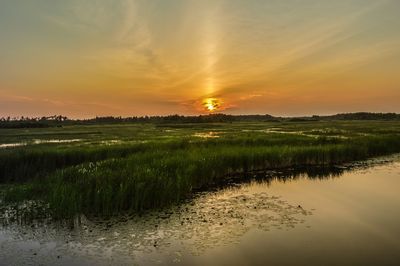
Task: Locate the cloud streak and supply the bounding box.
[0,0,399,117]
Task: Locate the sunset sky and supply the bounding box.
[1,0,400,118]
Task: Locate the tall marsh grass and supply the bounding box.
[1,124,400,218]
[39,135,400,217]
[0,133,336,183]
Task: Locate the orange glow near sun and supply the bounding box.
[203,98,221,112]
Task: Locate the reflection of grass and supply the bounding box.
[1,121,400,217]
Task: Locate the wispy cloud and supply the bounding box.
[1,0,400,117]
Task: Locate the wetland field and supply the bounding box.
[3,0,400,264]
[1,120,400,265]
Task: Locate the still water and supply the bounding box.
[1,155,400,265]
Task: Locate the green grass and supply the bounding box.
[1,121,400,217]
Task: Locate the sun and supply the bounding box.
[205,101,215,111]
[203,98,220,112]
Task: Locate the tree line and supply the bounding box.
[0,112,399,128]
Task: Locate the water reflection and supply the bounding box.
[0,191,312,265]
[0,154,399,265]
[208,155,395,191]
[0,143,27,149]
[0,139,82,149]
[192,132,221,138]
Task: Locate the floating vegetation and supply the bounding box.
[0,180,313,264]
[2,154,400,265]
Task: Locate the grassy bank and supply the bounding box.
[1,121,400,217]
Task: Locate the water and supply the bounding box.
[0,139,82,149]
[1,155,400,265]
[0,143,27,149]
[192,132,221,138]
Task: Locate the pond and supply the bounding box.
[0,139,82,149]
[1,155,400,265]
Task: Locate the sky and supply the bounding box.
[0,0,400,118]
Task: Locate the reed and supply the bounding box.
[1,121,400,218]
[43,135,400,217]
